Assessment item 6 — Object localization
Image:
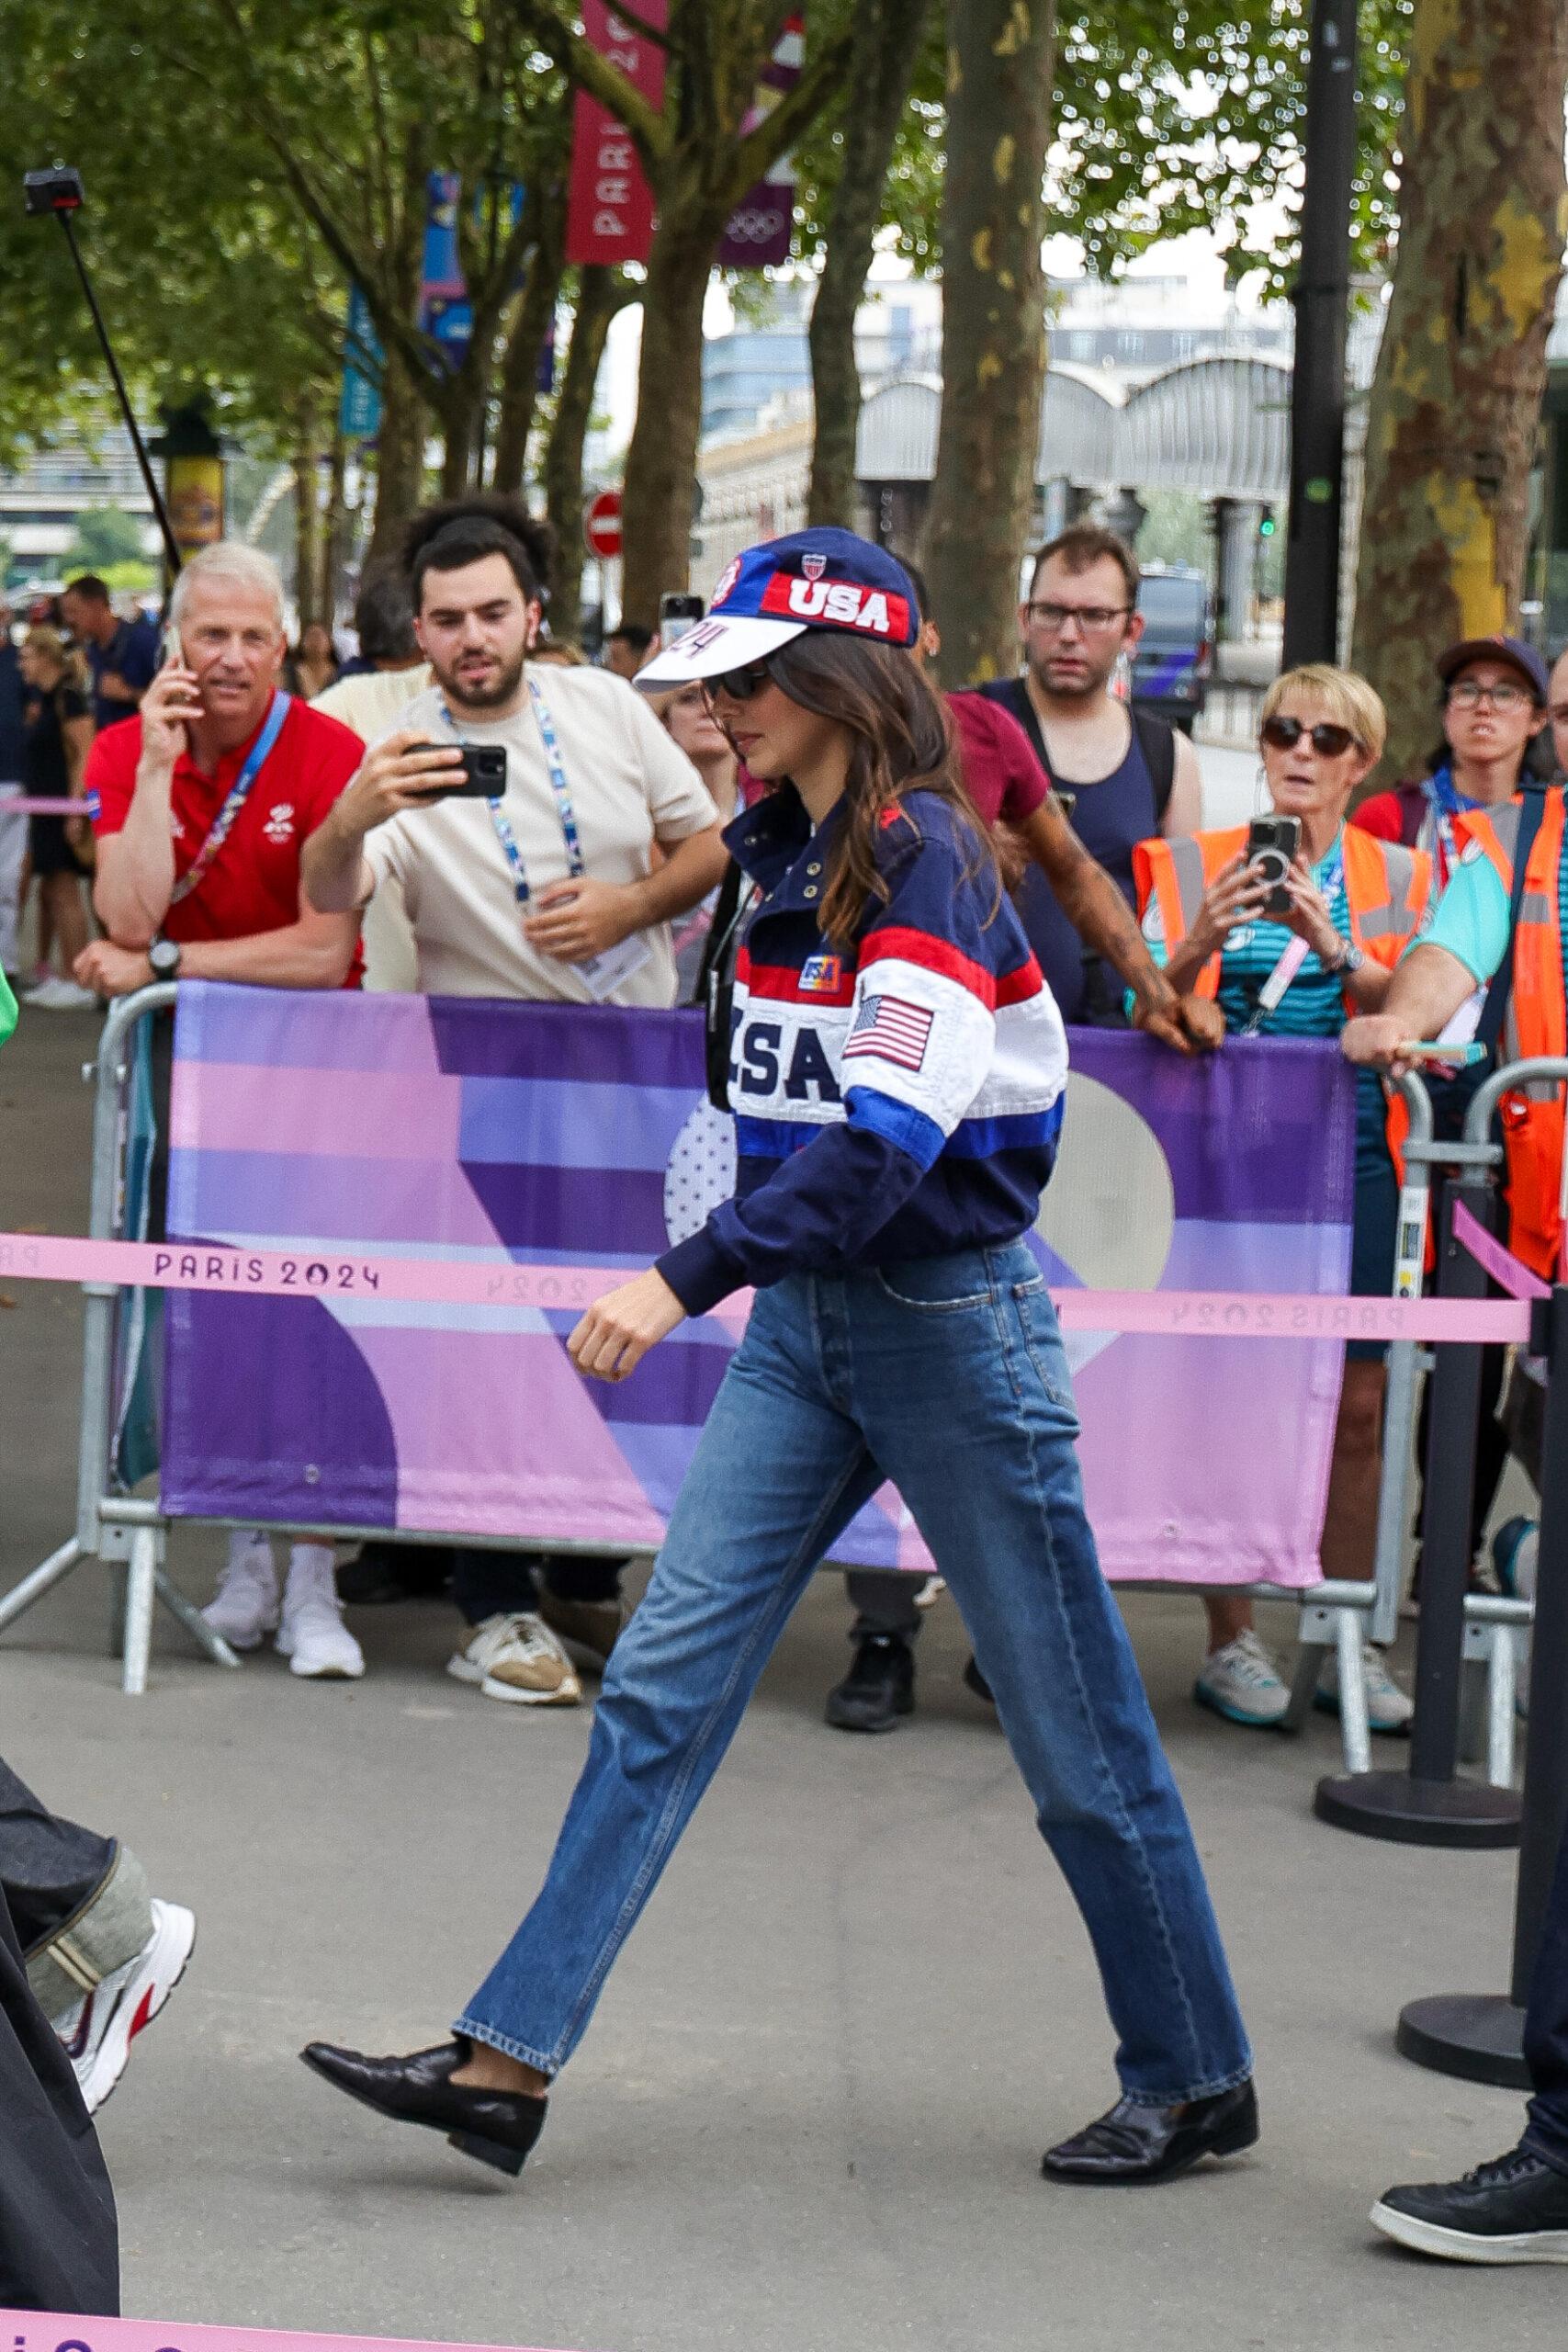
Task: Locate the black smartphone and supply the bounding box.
[1246,815,1302,915]
[660,592,705,647]
[408,742,508,800]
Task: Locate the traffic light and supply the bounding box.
[1258,507,1277,538]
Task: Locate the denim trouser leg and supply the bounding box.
[1522,1815,1568,2175]
[849,1248,1251,2103]
[456,1284,883,2072]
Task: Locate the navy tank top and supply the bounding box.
[977,678,1172,1024]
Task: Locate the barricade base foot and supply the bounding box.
[1313,1770,1521,1847]
[1395,1994,1529,2089]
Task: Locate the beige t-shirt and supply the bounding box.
[364,667,718,1005]
[310,663,434,739]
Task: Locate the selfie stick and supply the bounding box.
[24,166,183,578]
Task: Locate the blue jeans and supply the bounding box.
[456,1242,1253,2104]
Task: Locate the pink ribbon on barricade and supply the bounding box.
[1451,1200,1552,1305]
[0,797,85,816]
[0,1229,1534,1343]
[0,2314,571,2352]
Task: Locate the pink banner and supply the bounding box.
[0,2316,567,2352]
[564,4,667,266]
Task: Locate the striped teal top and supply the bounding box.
[1139,827,1352,1038]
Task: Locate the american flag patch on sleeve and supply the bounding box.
[842,992,934,1073]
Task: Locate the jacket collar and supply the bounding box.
[724,787,846,915]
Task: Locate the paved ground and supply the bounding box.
[3,911,1560,2352]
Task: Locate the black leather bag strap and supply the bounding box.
[1476,783,1550,1057]
[694,858,750,1112]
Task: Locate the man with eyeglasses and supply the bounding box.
[976,524,1202,1026]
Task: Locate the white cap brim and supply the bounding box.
[636,614,805,686]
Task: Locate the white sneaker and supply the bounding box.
[23,975,100,1010]
[201,1531,279,1649]
[1316,1642,1415,1735]
[57,1897,197,2114]
[276,1544,364,1678]
[1194,1630,1291,1727]
[447,1611,581,1705]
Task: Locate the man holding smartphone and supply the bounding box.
[304,496,727,1705]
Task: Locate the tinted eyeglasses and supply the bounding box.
[1260,714,1360,759]
[706,661,774,703]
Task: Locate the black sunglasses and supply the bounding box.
[706,660,774,702]
[1260,714,1360,758]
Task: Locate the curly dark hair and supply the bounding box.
[761,632,1001,953]
[401,494,557,612]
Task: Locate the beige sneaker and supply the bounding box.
[537,1589,625,1674]
[447,1612,581,1705]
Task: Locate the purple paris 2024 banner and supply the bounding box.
[161,984,1356,1588]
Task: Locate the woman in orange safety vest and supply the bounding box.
[1134,663,1432,1737]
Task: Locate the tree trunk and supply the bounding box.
[439,379,485,497]
[546,268,637,641]
[925,0,1055,686]
[491,194,568,497]
[1352,0,1568,779]
[807,0,933,527]
[620,204,727,627]
[367,349,427,562]
[292,424,323,630]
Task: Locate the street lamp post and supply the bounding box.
[1282,0,1359,669]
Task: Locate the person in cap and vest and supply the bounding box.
[303,528,1258,2191]
[1344,775,1568,1277]
[1356,636,1555,1589]
[1134,665,1432,1734]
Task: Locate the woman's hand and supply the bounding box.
[568,1269,686,1382]
[1279,855,1345,964]
[1191,854,1268,958]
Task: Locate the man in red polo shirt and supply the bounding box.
[76,543,363,995]
[75,540,366,1680]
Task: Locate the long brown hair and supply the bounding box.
[763,633,999,950]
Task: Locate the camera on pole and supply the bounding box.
[22,161,184,578]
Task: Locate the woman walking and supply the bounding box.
[304,530,1254,2189]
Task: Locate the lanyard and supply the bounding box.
[1427,763,1482,881]
[1241,840,1345,1035]
[169,690,291,906]
[440,677,584,910]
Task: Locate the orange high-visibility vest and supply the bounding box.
[1452,790,1568,1277]
[1132,823,1431,1005]
[1132,822,1432,1177]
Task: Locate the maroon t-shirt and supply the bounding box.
[944,689,1050,829]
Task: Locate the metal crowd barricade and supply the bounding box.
[0,989,1452,1771]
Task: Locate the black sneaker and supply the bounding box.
[1371,2143,1568,2263]
[825,1634,915,1733]
[337,1542,453,1606]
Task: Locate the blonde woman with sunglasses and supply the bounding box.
[1134,664,1433,1736]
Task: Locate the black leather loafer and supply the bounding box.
[301,2038,547,2177]
[1043,2079,1258,2184]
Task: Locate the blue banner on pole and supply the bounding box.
[338,285,383,440]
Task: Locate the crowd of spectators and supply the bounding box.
[6,509,1564,1747]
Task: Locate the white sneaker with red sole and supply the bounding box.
[57,1897,197,2113]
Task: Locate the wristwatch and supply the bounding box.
[1326,940,1365,978]
[148,936,182,981]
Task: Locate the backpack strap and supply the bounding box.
[1132,709,1177,823]
[693,859,750,1112]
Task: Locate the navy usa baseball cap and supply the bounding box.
[637,526,919,685]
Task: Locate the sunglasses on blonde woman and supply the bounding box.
[1260,715,1359,758]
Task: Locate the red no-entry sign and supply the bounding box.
[584,488,623,560]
